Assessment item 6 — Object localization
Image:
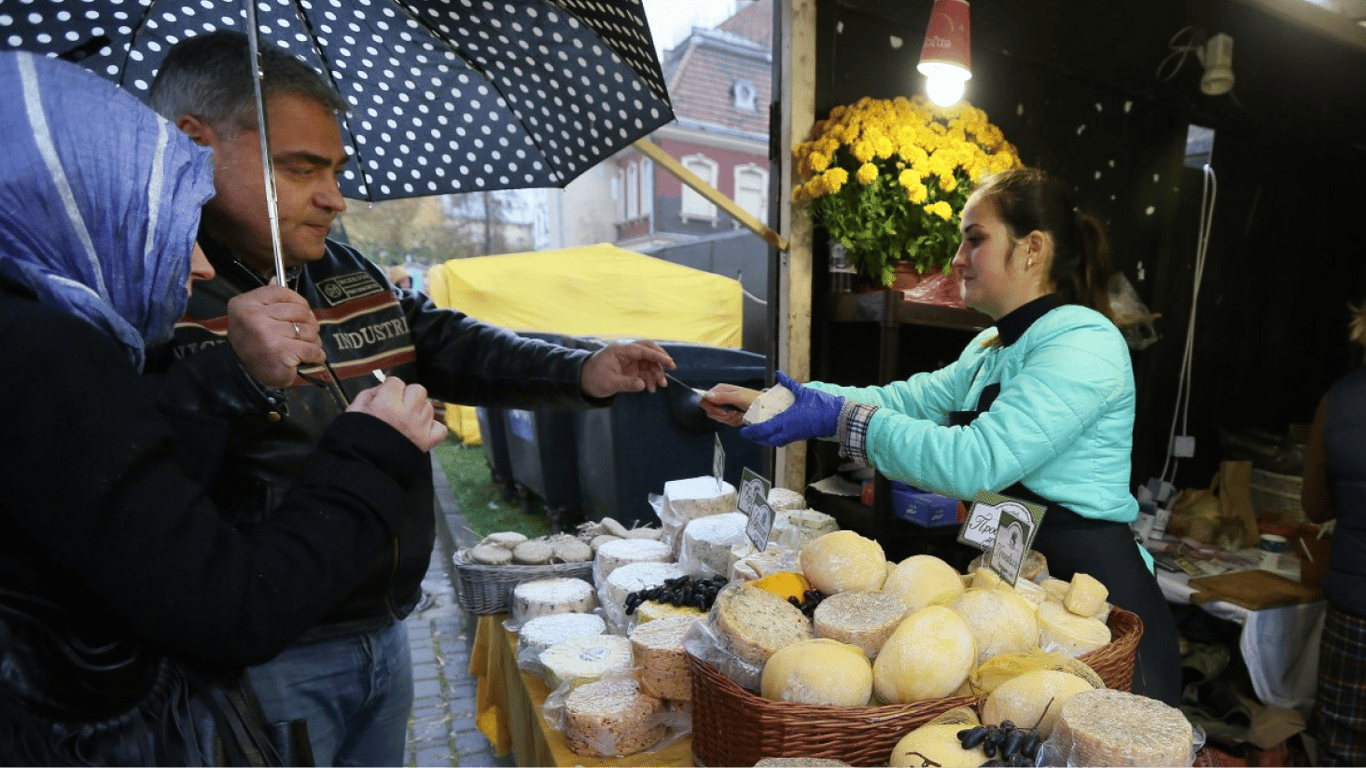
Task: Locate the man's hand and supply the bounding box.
[348,377,449,451]
[226,285,326,388]
[738,371,844,447]
[701,384,759,427]
[580,340,676,398]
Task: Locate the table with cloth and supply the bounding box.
[469,614,694,767]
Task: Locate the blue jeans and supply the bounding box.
[246,621,413,767]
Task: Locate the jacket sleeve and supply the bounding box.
[859,318,1129,500]
[399,288,604,409]
[1,305,426,666]
[806,329,994,423]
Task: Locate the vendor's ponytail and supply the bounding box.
[974,168,1116,322]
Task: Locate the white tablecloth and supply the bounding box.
[1157,564,1325,718]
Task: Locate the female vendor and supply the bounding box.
[703,167,1181,706]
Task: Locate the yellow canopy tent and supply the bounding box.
[424,244,743,443]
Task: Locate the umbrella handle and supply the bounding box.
[244,1,289,286]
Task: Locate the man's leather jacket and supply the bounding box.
[155,236,599,641]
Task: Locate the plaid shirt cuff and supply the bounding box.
[837,401,879,466]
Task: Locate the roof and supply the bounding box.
[663,25,772,137]
[717,0,772,49]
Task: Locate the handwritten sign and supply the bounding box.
[986,509,1032,586]
[738,467,774,550]
[957,491,1046,566]
[713,434,725,493]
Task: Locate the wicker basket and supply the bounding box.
[688,606,1144,767]
[450,551,594,615]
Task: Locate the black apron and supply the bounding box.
[950,391,1182,706]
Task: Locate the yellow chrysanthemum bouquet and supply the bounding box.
[793,95,1024,287]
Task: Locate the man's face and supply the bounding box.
[193,93,349,275]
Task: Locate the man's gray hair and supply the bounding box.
[148,30,347,134]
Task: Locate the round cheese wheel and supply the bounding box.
[800,530,887,595]
[761,638,873,706]
[1037,601,1111,657]
[981,668,1097,738]
[872,606,976,703]
[1053,689,1194,767]
[540,634,634,688]
[883,554,964,612]
[949,588,1041,664]
[630,616,698,701]
[563,678,666,758]
[812,590,907,659]
[889,723,988,768]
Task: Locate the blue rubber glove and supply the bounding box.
[739,371,845,447]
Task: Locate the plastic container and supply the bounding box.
[500,332,581,531]
[474,405,514,497]
[572,340,769,527]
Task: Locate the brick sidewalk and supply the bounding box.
[400,457,514,768]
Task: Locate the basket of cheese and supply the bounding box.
[686,530,1146,767]
[452,531,596,615]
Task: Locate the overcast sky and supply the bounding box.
[642,0,741,61]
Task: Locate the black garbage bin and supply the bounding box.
[474,405,515,502]
[574,341,769,527]
[500,332,582,531]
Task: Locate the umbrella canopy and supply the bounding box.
[0,0,675,201]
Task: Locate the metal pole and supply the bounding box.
[244,1,288,286]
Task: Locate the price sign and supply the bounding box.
[957,490,1046,576]
[985,509,1031,586]
[738,467,774,550]
[713,434,725,493]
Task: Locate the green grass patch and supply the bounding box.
[432,437,552,540]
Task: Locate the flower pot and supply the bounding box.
[890,262,921,291]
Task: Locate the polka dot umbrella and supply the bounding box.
[0,0,676,202]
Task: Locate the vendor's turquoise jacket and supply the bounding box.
[811,303,1139,524]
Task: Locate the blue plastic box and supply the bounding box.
[890,482,967,528]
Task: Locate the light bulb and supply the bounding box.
[919,62,969,107]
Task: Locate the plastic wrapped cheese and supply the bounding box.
[1037,601,1111,657]
[510,577,596,626]
[540,634,634,688]
[766,487,808,513]
[711,583,813,691]
[872,606,976,703]
[563,678,667,758]
[630,616,698,701]
[812,590,907,660]
[594,537,672,584]
[518,613,607,670]
[679,512,748,579]
[1048,688,1194,767]
[660,476,738,556]
[602,561,686,634]
[769,509,839,550]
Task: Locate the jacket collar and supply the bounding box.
[995,294,1060,346]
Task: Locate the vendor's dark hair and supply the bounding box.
[974,168,1114,321]
[148,30,347,135]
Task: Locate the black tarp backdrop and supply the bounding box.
[806,0,1366,491]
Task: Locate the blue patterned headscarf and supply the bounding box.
[0,50,215,371]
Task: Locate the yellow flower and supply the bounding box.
[856,163,878,185]
[809,151,831,173]
[822,166,849,194]
[925,200,954,220]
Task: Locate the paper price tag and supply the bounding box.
[713,434,725,493]
[738,467,774,550]
[957,491,1046,586]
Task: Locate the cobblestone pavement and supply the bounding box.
[400,458,515,768]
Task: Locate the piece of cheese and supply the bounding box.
[630,616,698,701]
[812,590,907,660]
[636,600,705,623]
[949,588,1041,664]
[1037,601,1111,658]
[1064,572,1110,617]
[888,723,989,768]
[1041,578,1070,602]
[760,638,873,706]
[731,546,801,584]
[510,577,596,625]
[680,512,748,579]
[872,606,976,703]
[602,561,686,633]
[563,678,667,758]
[981,668,1097,738]
[800,530,888,595]
[540,634,634,689]
[661,476,738,555]
[742,384,796,425]
[518,612,607,662]
[766,487,808,512]
[1052,688,1194,767]
[595,537,672,583]
[884,554,965,612]
[770,509,839,550]
[1013,577,1048,606]
[713,584,814,671]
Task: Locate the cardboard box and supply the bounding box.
[890,482,967,528]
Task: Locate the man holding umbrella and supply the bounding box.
[149,31,675,766]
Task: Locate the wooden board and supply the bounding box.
[1188,569,1322,610]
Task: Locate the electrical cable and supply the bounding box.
[1155,25,1205,83]
[1159,163,1217,488]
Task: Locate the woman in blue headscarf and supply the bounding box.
[0,51,447,764]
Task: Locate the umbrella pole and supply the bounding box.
[244,1,289,287]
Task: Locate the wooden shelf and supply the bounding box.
[831,290,992,332]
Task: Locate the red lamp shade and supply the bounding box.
[918,0,972,74]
